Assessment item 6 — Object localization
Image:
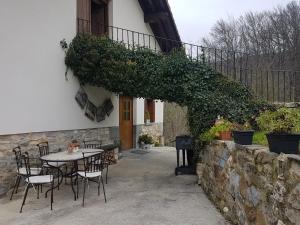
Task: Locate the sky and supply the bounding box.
[168,0,292,44]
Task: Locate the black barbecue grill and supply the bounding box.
[175,135,195,175]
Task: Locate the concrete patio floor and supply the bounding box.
[0,147,229,225]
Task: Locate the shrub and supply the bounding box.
[138,134,154,145]
[200,119,233,142]
[256,108,300,134]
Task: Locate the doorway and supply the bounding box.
[119,96,133,150]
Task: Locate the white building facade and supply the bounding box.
[0,0,180,194]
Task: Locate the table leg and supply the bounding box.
[70,161,78,201]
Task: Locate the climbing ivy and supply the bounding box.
[64,34,269,138]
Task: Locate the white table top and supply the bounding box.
[40,148,104,162]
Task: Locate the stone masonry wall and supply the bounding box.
[197,141,300,225]
[134,123,163,148]
[0,127,119,196]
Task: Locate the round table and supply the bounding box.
[41,148,104,200]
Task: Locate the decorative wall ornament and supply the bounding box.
[96,106,106,122]
[75,88,88,109]
[103,98,114,116]
[85,100,97,121]
[75,87,114,122]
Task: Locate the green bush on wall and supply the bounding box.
[63,34,269,139]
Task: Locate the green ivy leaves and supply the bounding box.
[64,34,267,137]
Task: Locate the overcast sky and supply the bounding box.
[168,0,292,44]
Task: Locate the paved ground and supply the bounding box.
[0,147,229,225]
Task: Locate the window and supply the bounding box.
[144,99,155,123]
[123,100,131,121]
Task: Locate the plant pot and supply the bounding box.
[266,133,300,154]
[233,130,254,145]
[218,131,232,140]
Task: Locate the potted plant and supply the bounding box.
[144,111,151,124]
[138,134,154,150]
[232,121,254,145]
[68,139,80,153]
[256,108,300,154]
[214,117,233,140]
[200,117,233,142]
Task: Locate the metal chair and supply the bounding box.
[10,146,42,200]
[20,152,54,213]
[76,151,106,207]
[83,140,102,149]
[83,140,112,184]
[37,141,66,189]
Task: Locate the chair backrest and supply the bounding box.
[81,151,103,176]
[21,152,31,176]
[37,141,49,157]
[83,140,102,149]
[13,146,22,173]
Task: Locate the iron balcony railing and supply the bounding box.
[77,18,300,104]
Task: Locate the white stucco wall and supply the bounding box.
[0,0,119,135]
[110,0,164,125]
[0,0,164,135]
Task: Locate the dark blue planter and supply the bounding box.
[232,130,254,145]
[266,133,300,154]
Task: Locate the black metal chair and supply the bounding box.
[10,146,42,200]
[76,151,106,207]
[20,152,54,213]
[37,142,66,189]
[83,140,113,184]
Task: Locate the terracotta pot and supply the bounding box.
[218,131,232,140]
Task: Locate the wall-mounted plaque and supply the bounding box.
[96,106,106,122]
[103,98,114,116]
[75,88,88,109]
[85,100,97,121]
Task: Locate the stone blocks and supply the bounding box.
[197,141,300,225]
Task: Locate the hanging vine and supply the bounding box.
[63,34,269,138]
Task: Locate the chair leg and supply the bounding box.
[82,178,87,207]
[20,184,30,213]
[15,175,21,194]
[76,175,79,199]
[64,165,68,184]
[10,175,20,200]
[100,176,107,203]
[57,168,60,190]
[98,176,101,196]
[51,181,54,210]
[106,165,109,184]
[37,185,40,199]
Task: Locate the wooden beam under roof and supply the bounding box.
[144,12,169,23]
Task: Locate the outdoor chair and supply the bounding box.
[10,146,42,200]
[37,141,66,189]
[20,152,54,213]
[76,150,107,207]
[83,140,112,184]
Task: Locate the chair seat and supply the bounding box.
[43,161,66,168]
[77,171,102,178]
[26,175,53,184]
[18,167,42,176]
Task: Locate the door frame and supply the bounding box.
[119,96,134,150]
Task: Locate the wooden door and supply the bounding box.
[119,96,133,150]
[77,0,91,33]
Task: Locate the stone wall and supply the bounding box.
[163,102,189,146]
[0,127,119,196]
[134,122,163,148]
[197,141,300,225]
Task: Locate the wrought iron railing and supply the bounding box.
[77,18,300,104]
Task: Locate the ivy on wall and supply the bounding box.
[63,34,269,138]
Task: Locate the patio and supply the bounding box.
[0,147,229,225]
